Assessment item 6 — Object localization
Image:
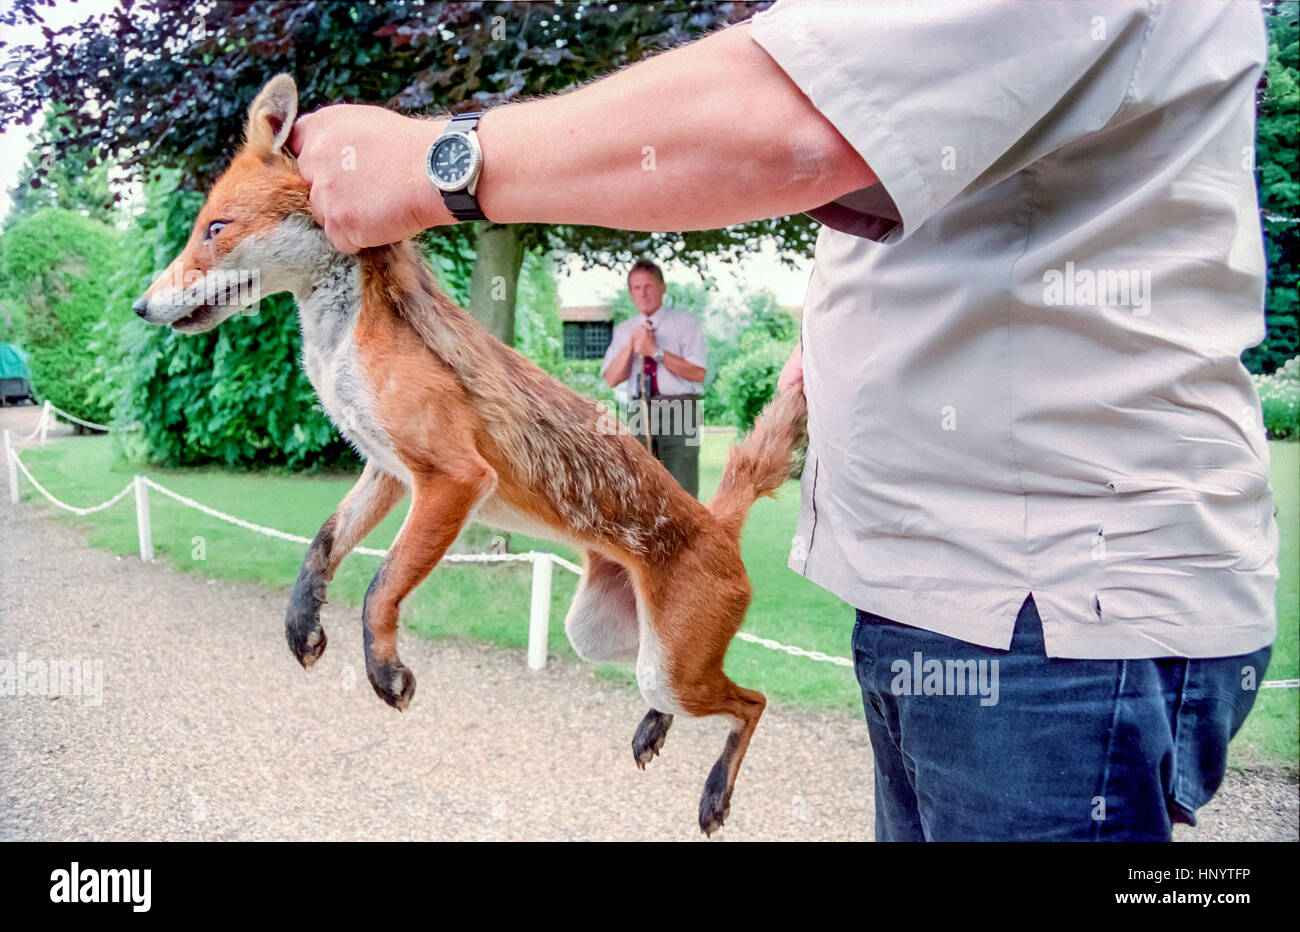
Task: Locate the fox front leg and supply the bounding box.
[361,462,494,710]
[286,462,406,667]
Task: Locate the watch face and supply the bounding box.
[429,133,477,190]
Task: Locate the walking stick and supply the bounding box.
[638,321,656,453]
[638,367,653,452]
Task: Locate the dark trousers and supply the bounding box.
[635,394,700,499]
[851,593,1271,841]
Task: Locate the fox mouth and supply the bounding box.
[170,302,223,332]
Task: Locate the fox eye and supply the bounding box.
[205,220,229,241]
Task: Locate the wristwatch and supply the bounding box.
[426,112,487,221]
[653,348,666,363]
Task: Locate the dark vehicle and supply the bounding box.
[0,343,36,406]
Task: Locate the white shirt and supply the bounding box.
[750,0,1278,659]
[600,305,708,397]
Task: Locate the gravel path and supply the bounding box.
[1,405,1294,841]
[0,503,875,841]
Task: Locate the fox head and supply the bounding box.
[133,74,322,333]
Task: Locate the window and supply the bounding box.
[563,322,613,360]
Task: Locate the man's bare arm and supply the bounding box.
[657,352,707,385]
[290,23,876,252]
[603,339,636,388]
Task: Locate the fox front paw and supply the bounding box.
[285,609,328,668]
[367,660,416,711]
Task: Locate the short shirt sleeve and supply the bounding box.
[600,319,629,377]
[749,0,1156,243]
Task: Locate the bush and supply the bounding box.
[514,251,564,374]
[713,329,796,431]
[0,208,124,425]
[1256,355,1299,440]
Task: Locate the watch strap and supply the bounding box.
[440,112,486,222]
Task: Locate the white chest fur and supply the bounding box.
[293,257,411,486]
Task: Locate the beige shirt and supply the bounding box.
[600,305,708,397]
[750,0,1278,659]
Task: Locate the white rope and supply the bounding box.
[539,550,857,665]
[141,476,317,545]
[45,402,117,433]
[9,451,134,516]
[14,403,48,442]
[15,441,1294,681]
[550,554,583,575]
[734,631,854,667]
[140,475,550,565]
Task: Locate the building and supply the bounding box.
[560,305,614,360]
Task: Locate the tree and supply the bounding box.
[514,250,564,372]
[0,0,814,347]
[3,108,117,228]
[0,208,124,425]
[1247,1,1300,374]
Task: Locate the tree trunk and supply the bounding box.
[468,222,525,345]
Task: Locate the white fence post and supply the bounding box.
[4,429,17,505]
[38,399,51,444]
[133,475,154,562]
[527,552,553,671]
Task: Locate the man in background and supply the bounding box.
[600,259,707,498]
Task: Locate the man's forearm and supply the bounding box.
[423,24,876,231]
[659,353,707,384]
[604,341,635,387]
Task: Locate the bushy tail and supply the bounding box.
[706,385,808,538]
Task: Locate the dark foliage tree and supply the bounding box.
[1,0,811,344]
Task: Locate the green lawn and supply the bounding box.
[10,433,1298,766]
[1236,441,1299,768]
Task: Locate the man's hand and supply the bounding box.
[631,322,659,358]
[284,23,874,253]
[289,105,449,253]
[778,343,803,394]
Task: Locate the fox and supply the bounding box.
[133,74,808,836]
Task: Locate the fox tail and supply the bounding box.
[705,385,808,538]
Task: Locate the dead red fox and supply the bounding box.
[134,75,808,836]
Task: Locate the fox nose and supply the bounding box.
[132,297,149,318]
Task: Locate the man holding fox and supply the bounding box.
[151,0,1275,841]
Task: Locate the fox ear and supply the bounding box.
[246,74,298,158]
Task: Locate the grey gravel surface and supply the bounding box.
[1,405,1295,841]
[0,503,875,841]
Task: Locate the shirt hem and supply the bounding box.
[791,556,1278,660]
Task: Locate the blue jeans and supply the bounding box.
[851,594,1271,841]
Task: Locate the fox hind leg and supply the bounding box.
[643,563,765,836]
[631,708,674,769]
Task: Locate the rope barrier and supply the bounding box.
[45,402,121,433]
[6,432,1295,684]
[13,401,50,443]
[8,400,138,449]
[141,475,540,564]
[9,452,134,516]
[733,631,855,668]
